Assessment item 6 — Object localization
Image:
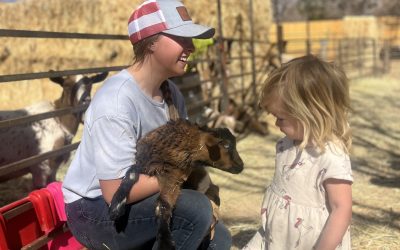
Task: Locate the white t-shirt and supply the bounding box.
[62,69,187,203]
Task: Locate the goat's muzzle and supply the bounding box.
[227,152,244,174]
[229,161,244,174]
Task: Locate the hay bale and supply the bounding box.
[0,0,273,108]
[343,15,379,39]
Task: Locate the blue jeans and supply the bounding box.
[65,189,232,250]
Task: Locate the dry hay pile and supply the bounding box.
[343,16,379,39]
[0,0,135,75]
[0,0,135,109]
[0,0,273,110]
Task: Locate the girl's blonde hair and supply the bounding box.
[260,54,352,152]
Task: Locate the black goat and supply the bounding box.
[109,119,244,250]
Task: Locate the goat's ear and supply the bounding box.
[206,144,221,162]
[199,125,221,136]
[49,70,65,86]
[90,72,108,83]
[199,124,210,132]
[204,134,221,161]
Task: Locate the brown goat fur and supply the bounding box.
[109,118,244,250]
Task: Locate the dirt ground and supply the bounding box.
[0,62,399,249]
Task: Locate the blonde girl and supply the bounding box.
[244,54,353,250]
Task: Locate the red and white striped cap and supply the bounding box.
[128,0,215,44]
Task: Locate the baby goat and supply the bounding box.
[109,119,244,250]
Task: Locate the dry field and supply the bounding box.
[0,62,399,249]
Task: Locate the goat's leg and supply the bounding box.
[31,161,50,189]
[184,167,220,206]
[47,154,66,185]
[155,194,177,250]
[156,173,188,250]
[109,165,139,220]
[184,168,220,239]
[238,111,269,135]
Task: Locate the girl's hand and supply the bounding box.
[315,179,352,250]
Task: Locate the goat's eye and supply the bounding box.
[219,141,229,149]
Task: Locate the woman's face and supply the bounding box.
[151,34,194,77]
[263,96,304,141]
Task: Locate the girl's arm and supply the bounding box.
[100,175,159,205]
[315,179,352,250]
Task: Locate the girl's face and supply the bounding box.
[152,34,194,77]
[265,96,304,142]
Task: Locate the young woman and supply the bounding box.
[244,55,353,250]
[62,0,231,249]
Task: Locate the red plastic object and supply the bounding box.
[0,197,46,250]
[0,214,8,249]
[0,182,83,250]
[45,182,83,250]
[46,182,67,222]
[29,189,58,233]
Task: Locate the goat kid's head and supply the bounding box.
[197,126,244,174]
[50,71,108,123]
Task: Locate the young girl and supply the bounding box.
[243,55,353,250]
[62,0,231,249]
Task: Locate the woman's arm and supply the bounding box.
[100,174,159,205]
[315,179,352,250]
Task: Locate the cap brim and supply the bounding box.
[163,23,215,39]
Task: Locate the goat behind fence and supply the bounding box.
[0,72,108,189]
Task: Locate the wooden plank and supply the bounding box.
[0,29,127,40]
[2,202,33,220]
[21,223,71,250]
[0,66,125,83]
[0,143,79,177]
[0,104,88,129]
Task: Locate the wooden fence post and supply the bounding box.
[216,0,229,113]
[372,39,377,75]
[382,40,391,74]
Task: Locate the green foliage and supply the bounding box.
[186,38,215,72]
[188,38,215,61]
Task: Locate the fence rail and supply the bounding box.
[0,66,126,83]
[0,143,79,178]
[0,29,127,40]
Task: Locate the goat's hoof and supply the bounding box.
[158,239,175,250]
[108,203,125,221]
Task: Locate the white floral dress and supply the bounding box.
[243,137,353,250]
